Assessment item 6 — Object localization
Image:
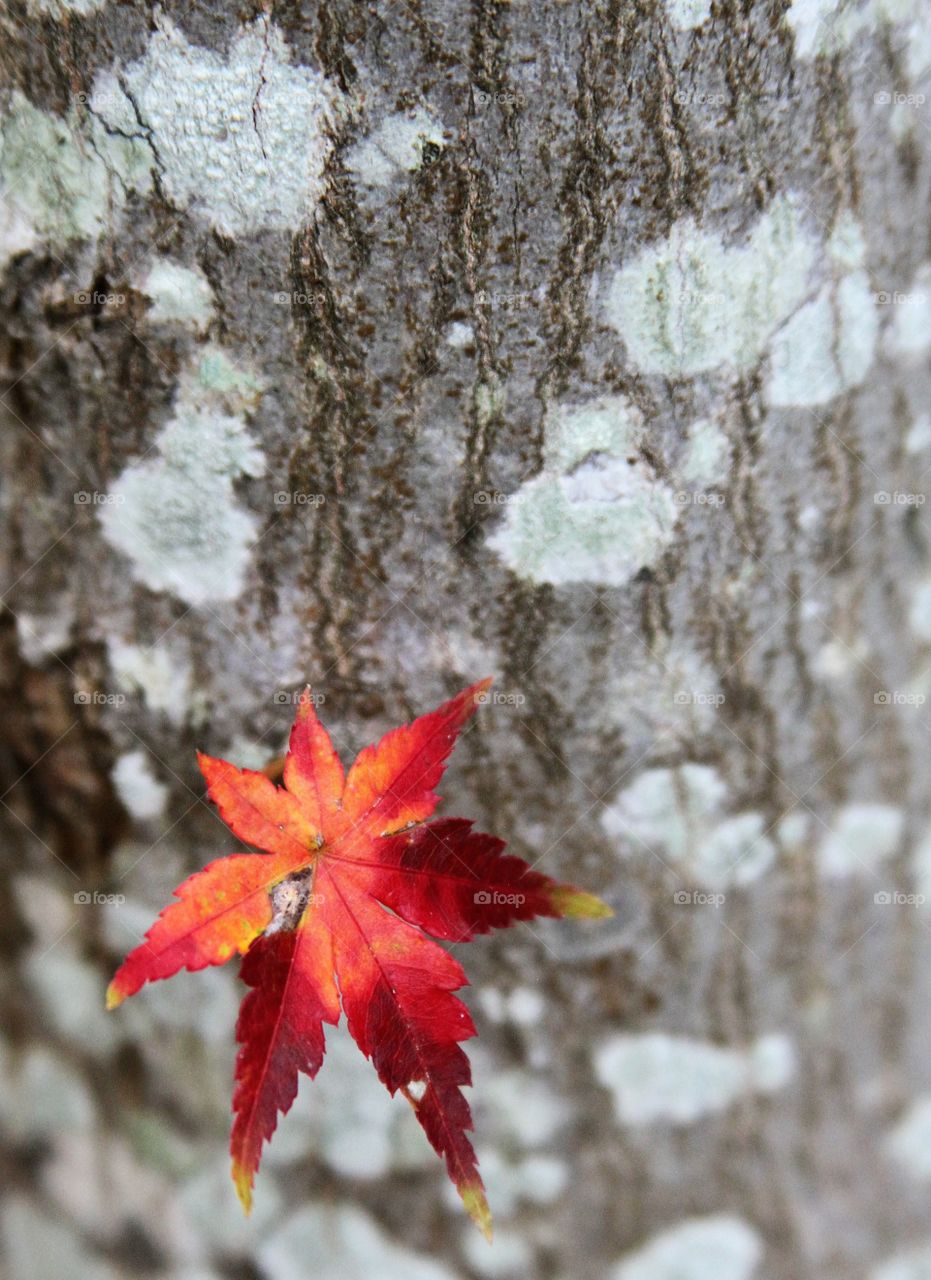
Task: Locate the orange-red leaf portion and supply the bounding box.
[340,677,492,837]
[106,850,304,1009]
[108,678,610,1234]
[282,688,345,837]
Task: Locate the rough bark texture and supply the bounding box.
[2,1,931,1278]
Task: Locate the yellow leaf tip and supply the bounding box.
[461,1182,493,1240]
[232,1162,254,1215]
[551,886,613,919]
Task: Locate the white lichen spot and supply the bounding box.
[480,1068,567,1147]
[263,1025,431,1180]
[766,269,878,406]
[107,639,191,724]
[786,0,861,60]
[346,107,445,187]
[610,1214,763,1280]
[543,395,643,471]
[872,1243,931,1280]
[462,1224,533,1278]
[178,344,266,413]
[603,196,816,377]
[885,265,931,361]
[829,210,867,271]
[887,1095,931,1180]
[486,395,678,586]
[112,750,169,820]
[777,811,811,850]
[14,604,74,663]
[680,418,730,487]
[664,0,712,29]
[817,803,904,878]
[910,579,931,642]
[906,414,931,453]
[97,17,341,236]
[601,764,777,888]
[135,258,214,331]
[27,0,106,13]
[787,0,927,64]
[0,90,151,264]
[593,1032,795,1126]
[100,347,265,605]
[258,1204,458,1280]
[445,321,474,348]
[444,1147,567,1218]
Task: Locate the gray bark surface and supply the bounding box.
[1,1,930,1278]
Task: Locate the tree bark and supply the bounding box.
[2,2,931,1278]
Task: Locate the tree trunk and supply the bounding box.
[2,1,930,1278]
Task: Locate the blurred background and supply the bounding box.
[2,0,931,1277]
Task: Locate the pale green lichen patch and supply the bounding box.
[0,90,151,263]
[873,1244,931,1280]
[611,1215,763,1280]
[135,258,214,331]
[664,0,712,29]
[96,17,341,236]
[786,0,927,64]
[542,395,642,471]
[601,763,777,888]
[27,0,106,13]
[817,803,904,877]
[107,639,192,724]
[346,107,445,187]
[593,1032,795,1126]
[258,1204,458,1280]
[884,264,931,361]
[603,196,817,377]
[177,345,266,413]
[766,269,878,406]
[486,395,678,586]
[679,417,730,487]
[100,348,266,605]
[887,1095,931,1181]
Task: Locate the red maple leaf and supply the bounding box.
[107,679,610,1235]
